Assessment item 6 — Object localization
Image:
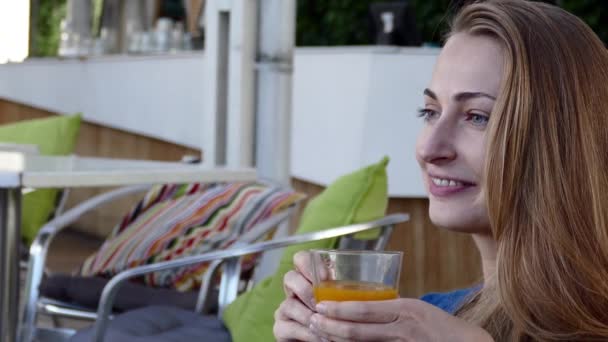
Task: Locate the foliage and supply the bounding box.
[31,0,608,54]
[296,0,384,46]
[295,0,465,46]
[296,0,608,46]
[407,0,463,44]
[31,0,67,57]
[559,0,608,45]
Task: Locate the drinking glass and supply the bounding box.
[310,249,403,302]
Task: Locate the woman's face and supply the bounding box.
[416,33,504,234]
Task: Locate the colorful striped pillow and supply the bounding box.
[79,182,304,291]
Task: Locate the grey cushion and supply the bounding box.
[40,274,214,312]
[69,306,231,342]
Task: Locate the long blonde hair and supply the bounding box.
[451,1,608,340]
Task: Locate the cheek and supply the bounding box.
[457,131,486,178]
[471,140,487,180]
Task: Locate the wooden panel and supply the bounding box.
[0,99,201,159]
[0,98,200,237]
[292,178,482,297]
[0,100,49,123]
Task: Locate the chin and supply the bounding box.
[428,198,490,234]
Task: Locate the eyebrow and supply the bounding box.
[424,88,496,102]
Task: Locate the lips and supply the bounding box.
[427,174,475,197]
[431,177,465,187]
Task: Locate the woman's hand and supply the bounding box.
[274,251,322,342]
[309,298,494,342]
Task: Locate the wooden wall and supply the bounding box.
[0,98,482,297]
[0,99,199,237]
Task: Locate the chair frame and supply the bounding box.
[18,178,408,342]
[21,212,408,342]
[21,185,151,342]
[84,213,409,342]
[19,183,302,342]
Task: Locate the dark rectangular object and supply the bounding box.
[370,1,422,46]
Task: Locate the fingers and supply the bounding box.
[293,251,314,282]
[277,297,315,327]
[274,319,322,342]
[309,313,397,342]
[316,300,400,323]
[294,250,330,283]
[274,298,322,342]
[283,270,316,309]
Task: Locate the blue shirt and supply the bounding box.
[420,287,479,314]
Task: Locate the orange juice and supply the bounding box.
[313,280,398,302]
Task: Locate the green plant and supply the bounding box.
[409,0,466,43]
[297,0,383,45]
[559,0,608,45]
[295,0,464,46]
[31,0,67,57]
[296,0,608,46]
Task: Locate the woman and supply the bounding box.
[273,0,608,340]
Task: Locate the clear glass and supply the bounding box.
[310,249,403,302]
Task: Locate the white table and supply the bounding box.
[0,152,256,342]
[0,144,39,155]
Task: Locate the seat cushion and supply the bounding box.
[40,274,204,312]
[0,114,82,243]
[69,306,231,342]
[223,156,390,342]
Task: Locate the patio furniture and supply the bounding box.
[0,151,256,342]
[71,214,408,342]
[17,154,402,342]
[24,183,301,331]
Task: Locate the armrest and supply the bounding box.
[20,185,151,342]
[91,213,409,342]
[30,184,151,256]
[195,206,296,313]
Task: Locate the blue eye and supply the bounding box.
[465,113,489,127]
[416,108,439,122]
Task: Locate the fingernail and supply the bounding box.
[316,303,327,314]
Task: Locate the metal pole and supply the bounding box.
[255,0,296,186]
[0,188,21,342]
[251,0,296,281]
[202,0,257,169]
[28,0,39,57]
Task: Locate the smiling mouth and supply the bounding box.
[429,176,475,188]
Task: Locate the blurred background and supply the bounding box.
[0,0,603,63]
[0,0,607,299]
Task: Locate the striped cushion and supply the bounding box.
[79,182,304,291]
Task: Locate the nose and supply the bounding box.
[416,118,457,164]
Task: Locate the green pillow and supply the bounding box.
[223,156,390,342]
[0,114,82,243]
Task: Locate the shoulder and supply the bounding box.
[419,286,479,314]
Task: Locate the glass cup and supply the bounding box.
[310,249,403,302]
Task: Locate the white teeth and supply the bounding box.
[431,177,464,187]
